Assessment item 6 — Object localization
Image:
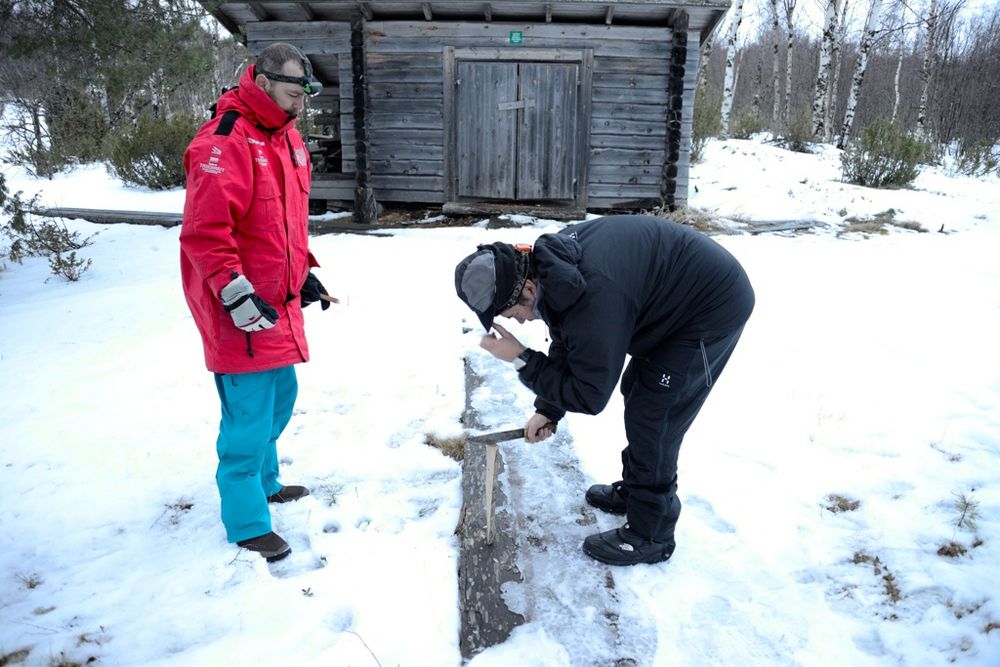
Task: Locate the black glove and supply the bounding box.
[220,274,279,332]
[301,271,330,311]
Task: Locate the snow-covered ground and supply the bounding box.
[1,138,998,666]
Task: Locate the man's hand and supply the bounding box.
[301,271,334,310]
[480,322,526,362]
[220,274,279,332]
[525,412,557,443]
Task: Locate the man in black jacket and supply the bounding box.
[454,215,755,566]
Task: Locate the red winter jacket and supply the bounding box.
[180,66,317,374]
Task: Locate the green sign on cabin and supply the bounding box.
[508,31,523,45]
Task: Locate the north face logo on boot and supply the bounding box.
[618,543,635,552]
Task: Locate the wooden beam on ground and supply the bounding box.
[747,219,827,234]
[443,201,585,222]
[457,357,525,659]
[31,207,181,228]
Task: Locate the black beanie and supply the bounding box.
[454,242,529,330]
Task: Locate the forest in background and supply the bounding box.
[698,0,999,165]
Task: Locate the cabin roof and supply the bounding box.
[205,1,731,43]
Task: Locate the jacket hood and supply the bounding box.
[216,66,298,134]
[534,232,586,313]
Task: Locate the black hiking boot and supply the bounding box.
[585,481,627,515]
[267,485,310,504]
[236,531,291,562]
[582,523,675,566]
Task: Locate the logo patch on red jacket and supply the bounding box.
[200,156,225,175]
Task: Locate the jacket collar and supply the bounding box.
[216,66,297,135]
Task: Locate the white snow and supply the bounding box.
[1,138,998,666]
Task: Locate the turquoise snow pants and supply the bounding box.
[213,366,298,543]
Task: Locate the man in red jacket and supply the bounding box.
[180,43,330,563]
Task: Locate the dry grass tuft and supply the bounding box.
[882,572,902,603]
[425,433,466,461]
[643,205,739,234]
[851,551,902,603]
[937,541,968,558]
[0,648,31,666]
[839,208,926,236]
[852,550,875,565]
[824,493,861,513]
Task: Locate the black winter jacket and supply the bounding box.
[517,215,755,421]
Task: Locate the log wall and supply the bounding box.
[248,19,699,210]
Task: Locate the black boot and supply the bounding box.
[236,531,291,562]
[585,481,627,515]
[267,485,310,504]
[582,523,675,566]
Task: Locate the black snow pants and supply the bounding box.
[619,326,745,542]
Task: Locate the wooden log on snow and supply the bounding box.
[457,357,524,658]
[747,219,827,234]
[31,207,181,228]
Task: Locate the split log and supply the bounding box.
[457,357,524,658]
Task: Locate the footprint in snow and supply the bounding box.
[268,531,327,579]
[685,495,736,534]
[680,594,800,664]
[329,607,356,632]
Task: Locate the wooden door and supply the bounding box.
[456,61,518,199]
[454,60,580,202]
[517,62,579,200]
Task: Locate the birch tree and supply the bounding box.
[892,14,907,121]
[812,0,840,139]
[783,0,798,124]
[720,0,746,137]
[916,0,938,139]
[827,0,851,142]
[838,0,884,147]
[769,0,782,124]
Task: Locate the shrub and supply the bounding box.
[5,93,110,178]
[0,173,95,282]
[777,109,814,153]
[729,109,767,140]
[691,84,721,163]
[955,140,1000,177]
[106,114,199,190]
[841,119,930,189]
[45,89,109,166]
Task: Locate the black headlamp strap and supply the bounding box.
[259,69,313,91]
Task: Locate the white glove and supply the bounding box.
[220,274,279,332]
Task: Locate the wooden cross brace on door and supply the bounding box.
[497,99,535,111]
